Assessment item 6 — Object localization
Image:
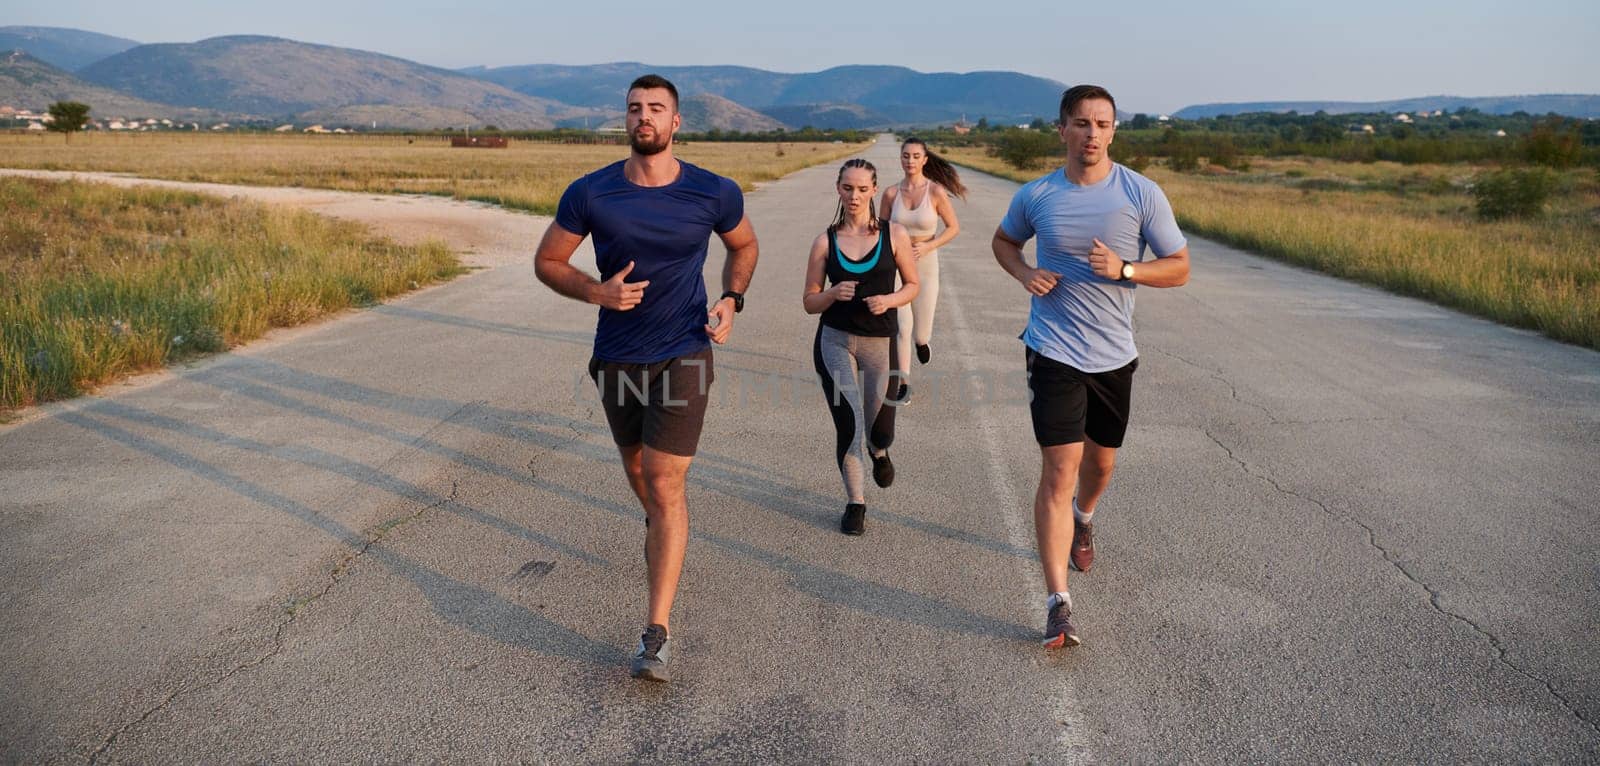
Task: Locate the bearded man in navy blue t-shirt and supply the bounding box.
[534,74,759,682]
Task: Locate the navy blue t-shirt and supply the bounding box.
[554,160,744,363]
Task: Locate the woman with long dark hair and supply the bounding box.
[804,158,919,535]
[879,137,965,398]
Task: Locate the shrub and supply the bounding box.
[1524,118,1583,169]
[994,128,1059,170]
[1472,167,1556,220]
[1167,145,1200,173]
[1208,140,1249,171]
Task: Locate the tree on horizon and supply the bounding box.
[47,101,91,143]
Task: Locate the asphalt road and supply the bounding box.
[2,138,1597,762]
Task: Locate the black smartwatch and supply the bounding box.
[720,290,745,313]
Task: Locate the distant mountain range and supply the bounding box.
[2,25,1596,130]
[0,50,221,121]
[466,62,1066,126]
[76,35,599,130]
[1174,95,1600,120]
[0,26,137,71]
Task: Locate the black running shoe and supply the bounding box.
[892,382,911,406]
[630,624,670,681]
[916,343,931,365]
[840,503,866,535]
[871,451,895,488]
[1043,600,1080,649]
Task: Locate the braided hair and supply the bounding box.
[829,158,880,234]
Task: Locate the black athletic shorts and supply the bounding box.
[588,348,714,457]
[1025,348,1137,448]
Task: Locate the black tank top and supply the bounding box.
[820,220,898,337]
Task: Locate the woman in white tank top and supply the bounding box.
[879,137,965,401]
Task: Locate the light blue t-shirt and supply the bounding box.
[999,163,1187,373]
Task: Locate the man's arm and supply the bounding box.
[705,215,758,344]
[1087,239,1190,288]
[533,222,648,310]
[717,215,758,295]
[992,226,1059,296]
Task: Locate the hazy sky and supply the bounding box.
[9,0,1598,114]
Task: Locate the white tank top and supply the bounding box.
[890,183,939,240]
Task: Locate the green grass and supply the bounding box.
[1,176,464,409]
[939,147,1600,351]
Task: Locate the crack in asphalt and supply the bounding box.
[1149,347,1282,423]
[86,480,462,764]
[528,404,595,479]
[1201,429,1599,736]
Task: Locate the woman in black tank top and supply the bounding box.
[803,158,918,536]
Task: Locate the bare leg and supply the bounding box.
[1074,439,1118,514]
[618,443,651,508]
[1035,442,1083,593]
[640,446,692,632]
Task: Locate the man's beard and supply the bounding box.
[630,127,671,156]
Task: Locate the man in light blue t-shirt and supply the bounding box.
[993,84,1191,650]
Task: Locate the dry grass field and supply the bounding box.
[0,133,866,410]
[941,146,1600,351]
[0,132,868,214]
[1,176,462,409]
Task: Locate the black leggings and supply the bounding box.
[813,325,898,502]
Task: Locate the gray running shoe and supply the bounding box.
[1070,518,1095,572]
[1043,600,1080,649]
[630,624,670,682]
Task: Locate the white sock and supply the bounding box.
[1073,499,1094,524]
[1047,591,1072,612]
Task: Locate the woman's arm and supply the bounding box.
[865,223,920,315]
[803,232,855,314]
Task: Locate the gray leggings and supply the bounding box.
[813,325,899,503]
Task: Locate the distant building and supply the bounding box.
[274,124,294,132]
[1394,113,1413,123]
[1493,129,1508,137]
[26,121,44,131]
[303,125,328,133]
